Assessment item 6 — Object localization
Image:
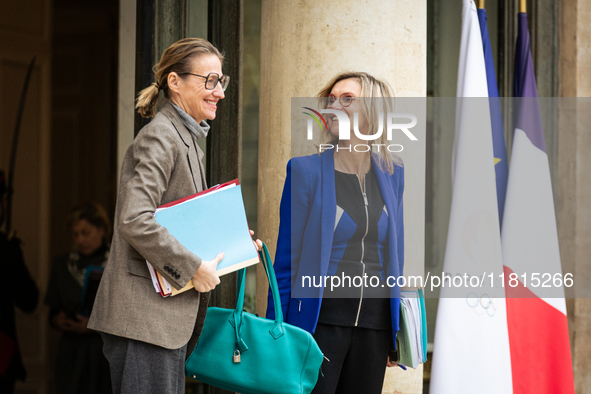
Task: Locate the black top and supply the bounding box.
[44,244,112,394]
[317,167,391,330]
[45,244,109,321]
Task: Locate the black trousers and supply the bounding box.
[100,333,187,394]
[0,378,15,394]
[312,323,391,394]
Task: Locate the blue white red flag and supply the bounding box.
[501,12,575,394]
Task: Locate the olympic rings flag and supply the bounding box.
[465,293,498,317]
[429,1,513,393]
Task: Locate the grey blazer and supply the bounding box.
[88,102,209,350]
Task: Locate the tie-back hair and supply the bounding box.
[136,38,225,118]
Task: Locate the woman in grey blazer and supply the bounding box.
[88,38,250,394]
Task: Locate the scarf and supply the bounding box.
[171,103,211,140]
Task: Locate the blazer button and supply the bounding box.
[176,274,181,280]
[164,265,170,271]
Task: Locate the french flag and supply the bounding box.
[501,12,575,394]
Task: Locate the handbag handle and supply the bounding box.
[232,243,284,353]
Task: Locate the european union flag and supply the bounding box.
[478,8,508,226]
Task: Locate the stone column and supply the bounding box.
[118,0,136,184]
[559,1,591,392]
[256,1,426,393]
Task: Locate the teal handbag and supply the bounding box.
[185,243,324,394]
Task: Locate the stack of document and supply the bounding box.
[396,288,428,368]
[147,263,177,297]
[146,179,260,297]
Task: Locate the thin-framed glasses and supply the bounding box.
[327,93,354,107]
[180,72,230,91]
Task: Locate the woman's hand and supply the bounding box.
[192,252,224,292]
[250,230,263,251]
[70,314,91,333]
[51,311,74,331]
[51,311,91,333]
[387,357,407,370]
[387,352,406,370]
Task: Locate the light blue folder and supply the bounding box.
[418,288,428,361]
[154,185,259,276]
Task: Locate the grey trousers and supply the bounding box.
[101,333,188,394]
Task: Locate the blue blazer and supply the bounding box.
[267,148,405,347]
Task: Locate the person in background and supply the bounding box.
[267,72,405,393]
[0,169,39,394]
[45,202,112,394]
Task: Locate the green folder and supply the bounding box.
[396,288,428,369]
[397,301,418,368]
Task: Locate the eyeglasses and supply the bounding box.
[327,93,354,107]
[180,72,230,91]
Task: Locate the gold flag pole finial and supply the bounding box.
[478,0,485,9]
[519,0,527,13]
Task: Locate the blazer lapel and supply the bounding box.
[161,103,201,193]
[320,149,336,277]
[194,142,207,190]
[371,155,396,220]
[371,155,399,279]
[186,140,203,192]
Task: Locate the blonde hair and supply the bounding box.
[136,38,225,118]
[317,72,402,173]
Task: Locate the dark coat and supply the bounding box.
[0,233,38,387]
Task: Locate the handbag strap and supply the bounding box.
[232,243,284,353]
[233,269,249,352]
[259,243,284,334]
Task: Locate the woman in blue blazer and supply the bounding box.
[267,72,405,393]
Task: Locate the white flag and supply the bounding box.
[429,1,512,393]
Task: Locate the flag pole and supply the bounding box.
[519,0,526,13]
[478,0,485,9]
